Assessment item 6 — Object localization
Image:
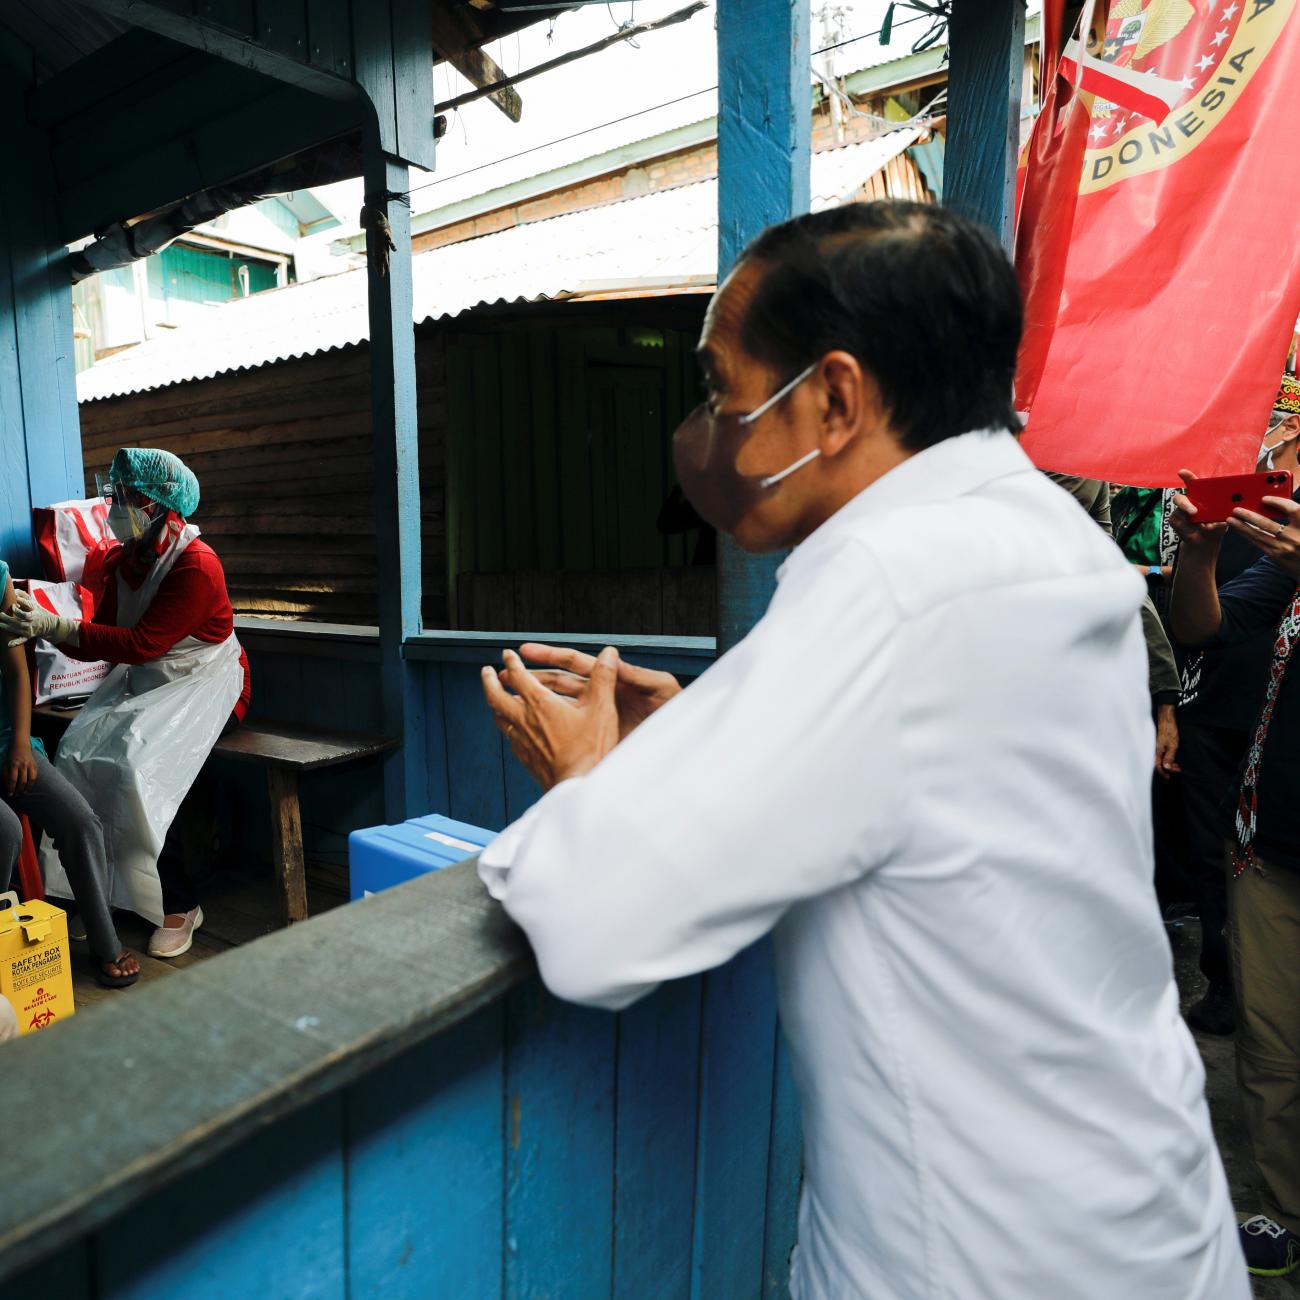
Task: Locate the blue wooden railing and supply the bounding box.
[0,870,800,1299]
[0,629,801,1300]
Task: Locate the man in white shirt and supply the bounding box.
[479,201,1246,1300]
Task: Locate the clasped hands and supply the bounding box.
[481,642,682,791]
[0,590,78,648]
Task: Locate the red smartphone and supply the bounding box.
[1184,470,1293,525]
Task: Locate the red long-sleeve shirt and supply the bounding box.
[70,540,251,721]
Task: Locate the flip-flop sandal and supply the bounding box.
[93,954,140,989]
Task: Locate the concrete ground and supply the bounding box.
[1173,919,1299,1299]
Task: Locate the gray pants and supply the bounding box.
[0,751,123,964]
[1230,849,1300,1233]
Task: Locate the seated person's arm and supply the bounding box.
[1,578,38,797]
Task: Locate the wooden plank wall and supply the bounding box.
[76,338,450,627]
[76,305,711,636]
[456,568,714,636]
[0,969,800,1300]
[446,320,710,635]
[861,150,932,204]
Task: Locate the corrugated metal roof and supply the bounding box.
[77,129,921,403]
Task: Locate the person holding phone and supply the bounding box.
[1169,453,1300,1279]
[1175,378,1300,1038]
[0,560,139,987]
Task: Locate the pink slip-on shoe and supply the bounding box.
[147,906,203,959]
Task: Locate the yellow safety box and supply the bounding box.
[0,891,74,1036]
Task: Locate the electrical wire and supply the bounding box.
[400,9,935,204]
[403,86,719,200]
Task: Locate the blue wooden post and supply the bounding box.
[354,0,437,824]
[945,1,1026,250]
[0,35,83,571]
[363,142,427,823]
[704,4,811,1296]
[715,0,813,652]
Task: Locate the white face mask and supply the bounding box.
[106,502,153,541]
[1260,418,1298,470]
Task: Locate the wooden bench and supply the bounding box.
[32,707,396,926]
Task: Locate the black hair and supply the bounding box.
[739,201,1023,451]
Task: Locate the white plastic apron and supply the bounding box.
[43,525,244,925]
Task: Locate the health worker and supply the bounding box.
[0,449,250,959]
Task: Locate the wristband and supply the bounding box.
[1146,565,1163,577]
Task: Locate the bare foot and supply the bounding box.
[100,951,140,982]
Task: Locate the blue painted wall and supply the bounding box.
[0,970,796,1300]
[0,36,83,572]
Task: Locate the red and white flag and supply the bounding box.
[1018,0,1300,486]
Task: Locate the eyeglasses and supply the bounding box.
[736,362,818,427]
[94,474,148,509]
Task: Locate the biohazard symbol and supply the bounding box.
[28,1008,56,1030]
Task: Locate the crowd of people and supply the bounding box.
[1045,378,1300,1279]
[1,197,1297,1295]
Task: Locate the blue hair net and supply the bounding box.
[109,448,200,518]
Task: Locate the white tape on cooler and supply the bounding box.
[425,830,480,852]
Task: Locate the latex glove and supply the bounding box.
[0,590,80,648]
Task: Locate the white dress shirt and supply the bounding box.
[480,430,1246,1300]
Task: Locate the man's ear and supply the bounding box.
[1283,415,1300,446]
[818,350,885,458]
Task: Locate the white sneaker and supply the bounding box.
[148,906,203,959]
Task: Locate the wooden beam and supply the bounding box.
[945,0,1026,250]
[353,0,438,172]
[363,140,428,821]
[76,0,357,100]
[430,3,523,123]
[28,29,192,127]
[438,1,705,116]
[54,78,361,245]
[76,0,436,171]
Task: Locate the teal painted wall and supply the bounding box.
[0,36,83,571]
[256,196,301,241]
[153,243,280,306]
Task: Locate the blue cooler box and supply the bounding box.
[348,813,497,900]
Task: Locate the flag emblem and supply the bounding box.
[1077,0,1292,191]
